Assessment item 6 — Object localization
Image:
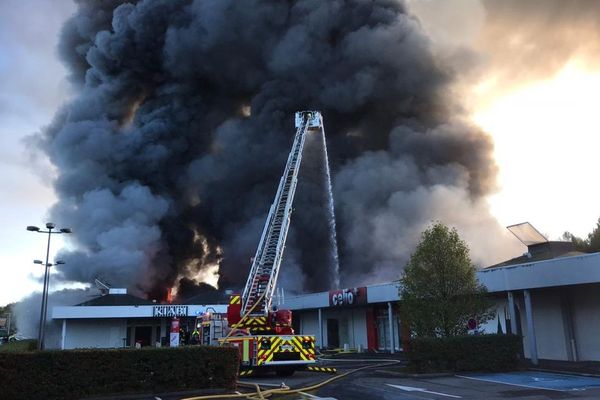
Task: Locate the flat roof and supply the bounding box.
[478,251,600,292]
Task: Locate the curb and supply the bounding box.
[528,367,600,379]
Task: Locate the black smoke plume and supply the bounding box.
[35,0,500,299]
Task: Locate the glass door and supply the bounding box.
[377,315,389,350]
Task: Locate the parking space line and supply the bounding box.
[455,374,567,392]
[238,380,282,387]
[299,391,339,399]
[387,383,462,398]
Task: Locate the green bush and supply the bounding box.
[0,339,37,353]
[407,334,522,373]
[0,346,238,400]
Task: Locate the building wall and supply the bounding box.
[530,290,569,361]
[482,287,600,362]
[299,310,321,346]
[321,307,368,350]
[63,319,127,349]
[571,284,600,361]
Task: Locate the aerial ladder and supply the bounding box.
[216,111,323,375]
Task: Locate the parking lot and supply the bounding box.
[232,359,600,400]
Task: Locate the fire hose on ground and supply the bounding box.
[181,358,402,400]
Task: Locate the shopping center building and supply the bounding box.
[51,237,600,364]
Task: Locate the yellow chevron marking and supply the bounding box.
[239,370,254,376]
[292,336,313,360]
[307,366,337,374]
[292,336,304,348]
[265,337,282,363]
[258,337,281,365]
[244,317,267,326]
[229,295,241,304]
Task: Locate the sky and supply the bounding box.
[1,0,600,306]
[0,0,77,306]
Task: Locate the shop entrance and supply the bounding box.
[376,315,389,351]
[375,306,401,351]
[134,326,153,347]
[327,318,339,348]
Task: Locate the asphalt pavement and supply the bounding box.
[233,358,600,400]
[103,357,600,400]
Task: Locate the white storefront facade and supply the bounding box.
[283,252,600,363]
[53,298,225,349]
[478,252,600,363]
[51,252,600,365]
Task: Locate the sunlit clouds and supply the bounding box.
[474,61,600,238]
[408,0,600,239]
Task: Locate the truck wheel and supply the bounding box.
[276,368,295,377]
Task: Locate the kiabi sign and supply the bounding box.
[153,305,188,317]
[329,287,367,307]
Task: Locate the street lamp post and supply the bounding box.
[27,223,71,350]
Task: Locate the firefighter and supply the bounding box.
[179,327,187,345]
[190,327,200,345]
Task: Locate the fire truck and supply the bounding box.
[200,111,323,376]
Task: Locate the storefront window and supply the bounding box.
[376,306,401,351]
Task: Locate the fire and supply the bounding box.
[169,232,222,297]
[121,95,146,126]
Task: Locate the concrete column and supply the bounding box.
[388,302,395,354]
[507,291,518,334]
[160,317,167,344]
[350,309,356,349]
[524,289,538,365]
[61,319,67,350]
[318,308,324,349]
[560,294,578,361]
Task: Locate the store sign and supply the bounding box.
[153,305,188,317]
[329,287,367,307]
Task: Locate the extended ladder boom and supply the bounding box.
[241,111,323,317]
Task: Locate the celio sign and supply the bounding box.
[329,287,367,307]
[153,305,188,317]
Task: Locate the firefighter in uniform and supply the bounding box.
[190,327,200,345]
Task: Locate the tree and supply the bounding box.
[563,217,600,253]
[400,223,493,337]
[0,303,16,337]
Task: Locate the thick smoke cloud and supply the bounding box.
[35,0,510,299]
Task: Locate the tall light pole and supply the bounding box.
[27,223,71,350]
